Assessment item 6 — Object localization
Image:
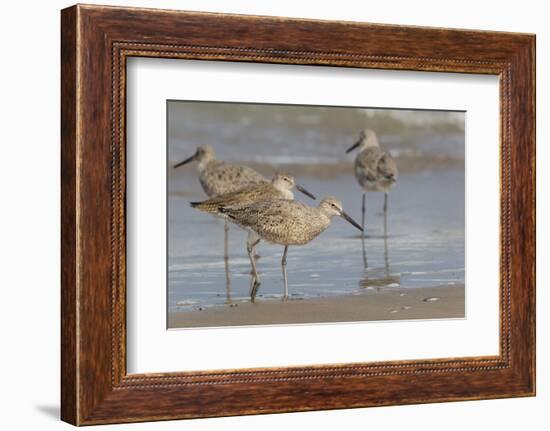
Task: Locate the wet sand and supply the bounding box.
[168,284,464,329]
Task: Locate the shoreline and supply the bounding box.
[168,284,465,329]
[168,156,464,183]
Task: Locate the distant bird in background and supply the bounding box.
[190,172,316,298]
[346,129,398,236]
[220,197,362,301]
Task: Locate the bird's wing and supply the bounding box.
[222,199,297,227]
[205,162,266,195]
[356,147,385,181]
[191,184,272,213]
[377,153,398,181]
[222,200,312,244]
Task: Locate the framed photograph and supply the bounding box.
[61,4,535,425]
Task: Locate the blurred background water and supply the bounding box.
[167,101,465,313]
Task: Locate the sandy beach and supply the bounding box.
[168,284,464,328]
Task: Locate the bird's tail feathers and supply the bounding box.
[189,201,219,214]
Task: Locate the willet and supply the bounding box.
[173,145,266,197]
[190,172,316,298]
[220,197,362,300]
[346,129,398,236]
[174,145,267,299]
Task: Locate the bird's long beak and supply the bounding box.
[295,184,316,200]
[173,152,197,168]
[340,210,363,232]
[346,140,360,154]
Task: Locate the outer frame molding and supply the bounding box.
[61,4,535,425]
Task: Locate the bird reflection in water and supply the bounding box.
[359,233,400,291]
[223,224,232,304]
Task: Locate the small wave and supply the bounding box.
[239,155,339,165]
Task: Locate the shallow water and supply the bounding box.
[168,169,464,313]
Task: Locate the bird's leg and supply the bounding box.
[224,220,229,259]
[384,233,390,277]
[361,193,366,239]
[224,220,232,302]
[383,192,388,237]
[361,233,368,270]
[224,247,232,303]
[247,234,261,302]
[282,246,289,301]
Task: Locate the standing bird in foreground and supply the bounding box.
[346,129,398,237]
[220,197,363,301]
[190,172,316,298]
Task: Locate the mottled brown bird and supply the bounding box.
[190,172,315,214]
[346,129,398,236]
[174,145,266,197]
[174,145,267,276]
[220,197,362,300]
[190,172,316,297]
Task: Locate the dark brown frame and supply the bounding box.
[61,4,535,425]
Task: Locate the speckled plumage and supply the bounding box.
[221,198,339,246]
[220,197,361,300]
[188,170,315,300]
[190,172,297,215]
[347,129,398,236]
[198,159,267,197]
[174,145,266,197]
[352,130,398,193]
[174,145,268,298]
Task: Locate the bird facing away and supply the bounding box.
[220,197,363,301]
[173,145,266,197]
[190,172,316,298]
[346,129,398,236]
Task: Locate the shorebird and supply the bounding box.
[190,172,316,298]
[174,145,267,300]
[220,197,363,300]
[173,145,266,197]
[346,129,398,236]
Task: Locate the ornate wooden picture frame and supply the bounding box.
[61,4,535,425]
